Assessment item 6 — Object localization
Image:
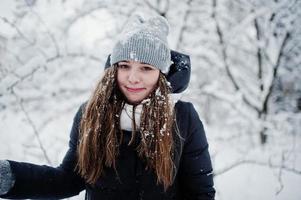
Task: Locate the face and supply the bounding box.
[117,60,160,104]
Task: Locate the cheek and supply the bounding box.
[146,72,160,88]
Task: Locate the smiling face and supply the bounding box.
[117,60,160,104]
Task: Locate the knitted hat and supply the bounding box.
[111,13,171,73]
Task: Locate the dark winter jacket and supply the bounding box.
[0,101,215,200]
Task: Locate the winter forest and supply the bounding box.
[0,0,300,199]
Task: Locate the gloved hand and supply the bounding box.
[0,160,15,195]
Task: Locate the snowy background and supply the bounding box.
[0,0,301,199]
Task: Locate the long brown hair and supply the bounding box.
[76,65,177,190]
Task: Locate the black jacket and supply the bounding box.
[1,101,215,200]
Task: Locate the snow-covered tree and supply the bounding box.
[0,0,300,199]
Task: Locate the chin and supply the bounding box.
[124,94,147,105]
[126,98,143,105]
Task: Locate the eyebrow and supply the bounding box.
[119,61,151,65]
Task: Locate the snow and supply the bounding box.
[0,0,301,200]
[215,164,301,200]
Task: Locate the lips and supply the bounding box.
[125,86,145,93]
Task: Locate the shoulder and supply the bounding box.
[71,101,88,129]
[74,101,88,118]
[174,100,194,111]
[174,100,198,118]
[174,101,209,151]
[174,100,204,134]
[79,101,88,112]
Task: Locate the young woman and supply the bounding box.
[0,13,215,200]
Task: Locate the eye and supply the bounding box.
[118,64,129,69]
[141,66,154,71]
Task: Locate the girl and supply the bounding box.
[0,13,215,200]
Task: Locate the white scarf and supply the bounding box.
[120,93,182,131]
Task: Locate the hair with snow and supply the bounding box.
[76,65,178,191]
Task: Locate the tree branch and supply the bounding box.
[143,0,170,16]
[212,0,260,113]
[261,32,290,115]
[25,2,60,57]
[214,158,301,177]
[175,0,193,50]
[63,2,108,34]
[11,89,52,165]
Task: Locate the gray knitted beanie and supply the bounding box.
[111,13,171,74]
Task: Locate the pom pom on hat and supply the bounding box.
[111,13,171,73]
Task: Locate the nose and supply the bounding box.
[128,70,140,84]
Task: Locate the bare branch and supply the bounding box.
[254,18,264,92]
[175,0,193,50]
[3,52,102,93]
[261,32,290,115]
[0,45,25,66]
[275,151,285,195]
[143,0,170,16]
[25,2,60,57]
[197,89,256,122]
[45,52,103,63]
[11,89,52,165]
[63,2,108,34]
[214,158,301,177]
[0,17,48,58]
[0,17,34,45]
[6,65,43,92]
[212,0,260,113]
